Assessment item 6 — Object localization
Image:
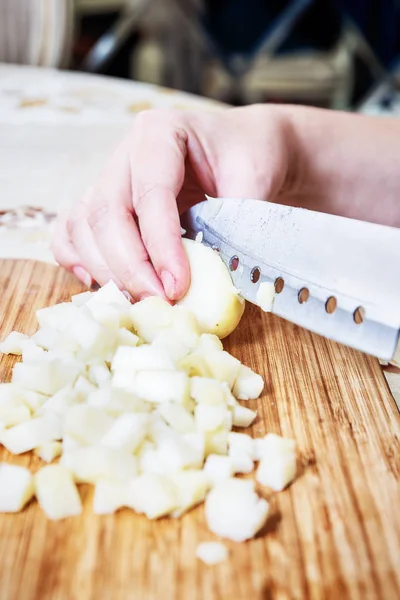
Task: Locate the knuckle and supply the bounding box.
[86,198,110,232]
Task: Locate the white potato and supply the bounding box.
[61,446,138,484]
[93,479,130,514]
[71,291,93,306]
[195,404,231,433]
[203,454,234,485]
[134,370,189,405]
[233,365,264,400]
[129,296,173,342]
[0,463,34,512]
[151,330,190,363]
[196,333,223,353]
[0,331,29,355]
[190,377,226,406]
[170,470,210,516]
[127,473,178,519]
[228,432,256,458]
[100,413,149,453]
[178,239,245,338]
[205,478,269,542]
[64,405,114,445]
[228,448,254,474]
[1,417,61,454]
[39,386,80,418]
[255,434,297,491]
[111,345,175,373]
[204,426,229,457]
[232,404,257,428]
[1,404,31,428]
[12,358,81,396]
[35,441,62,463]
[196,542,228,565]
[35,464,82,520]
[253,433,296,461]
[86,280,130,308]
[158,402,195,433]
[256,281,275,312]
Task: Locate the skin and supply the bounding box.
[52,104,400,302]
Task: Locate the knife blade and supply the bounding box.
[181,197,400,360]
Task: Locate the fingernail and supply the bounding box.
[161,270,176,300]
[73,266,92,288]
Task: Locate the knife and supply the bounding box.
[181,197,400,360]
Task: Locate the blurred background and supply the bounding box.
[2,0,400,114]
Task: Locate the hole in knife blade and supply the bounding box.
[274,277,284,294]
[298,288,309,304]
[229,256,239,271]
[325,296,337,314]
[353,306,365,324]
[250,267,261,284]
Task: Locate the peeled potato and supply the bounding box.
[178,239,245,338]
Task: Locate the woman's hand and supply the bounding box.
[52,102,400,302]
[52,104,292,301]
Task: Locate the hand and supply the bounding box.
[52,104,292,301]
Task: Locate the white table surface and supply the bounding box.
[0,63,398,406]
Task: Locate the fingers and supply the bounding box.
[52,212,92,287]
[87,195,166,301]
[53,109,193,301]
[66,203,123,289]
[130,112,191,300]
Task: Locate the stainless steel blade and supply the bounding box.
[181,198,400,359]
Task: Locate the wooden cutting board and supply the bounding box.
[0,259,399,600]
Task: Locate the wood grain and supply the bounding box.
[0,259,399,600]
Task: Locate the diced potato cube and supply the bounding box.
[196,542,228,565]
[71,291,93,306]
[0,403,31,427]
[60,446,138,484]
[256,452,297,491]
[228,432,256,457]
[111,345,175,373]
[256,281,275,312]
[203,454,234,485]
[127,473,178,519]
[64,405,114,445]
[35,464,82,520]
[205,426,229,456]
[1,417,61,454]
[228,448,254,474]
[190,377,226,406]
[86,280,130,308]
[253,433,296,461]
[129,296,173,342]
[232,404,257,428]
[101,413,149,453]
[134,370,189,405]
[179,351,212,378]
[12,358,81,396]
[0,463,34,512]
[233,365,264,400]
[205,478,269,542]
[196,333,223,353]
[0,331,29,355]
[158,402,195,433]
[195,404,231,432]
[170,470,210,516]
[35,441,62,463]
[93,479,130,514]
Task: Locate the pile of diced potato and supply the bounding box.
[0,240,296,550]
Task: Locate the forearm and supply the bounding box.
[280,106,400,226]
